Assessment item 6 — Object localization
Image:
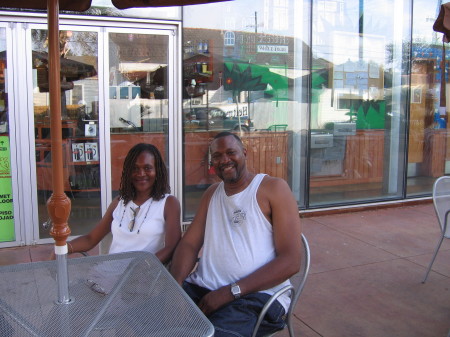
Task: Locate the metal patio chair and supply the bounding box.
[251,233,311,337]
[422,176,450,283]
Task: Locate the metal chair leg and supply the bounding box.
[422,233,445,283]
[288,321,295,337]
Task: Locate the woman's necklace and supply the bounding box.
[118,198,154,234]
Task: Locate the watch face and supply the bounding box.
[231,284,241,298]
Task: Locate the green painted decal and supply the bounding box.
[0,136,15,242]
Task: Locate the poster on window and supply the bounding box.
[411,87,422,104]
[84,142,98,161]
[0,136,15,242]
[72,143,85,162]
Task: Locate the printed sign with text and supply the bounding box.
[0,136,15,242]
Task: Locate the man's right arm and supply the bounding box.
[170,184,217,285]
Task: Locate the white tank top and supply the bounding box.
[109,195,168,254]
[187,174,291,311]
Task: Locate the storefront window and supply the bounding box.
[406,0,450,197]
[308,0,410,206]
[108,31,170,199]
[182,0,308,218]
[183,0,414,214]
[0,0,447,248]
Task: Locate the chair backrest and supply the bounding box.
[433,176,450,238]
[288,233,311,316]
[251,233,310,337]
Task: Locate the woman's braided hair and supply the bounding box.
[119,143,170,205]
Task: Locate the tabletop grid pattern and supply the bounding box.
[0,251,213,337]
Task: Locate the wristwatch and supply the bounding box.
[231,282,241,299]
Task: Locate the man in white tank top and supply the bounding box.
[170,132,302,337]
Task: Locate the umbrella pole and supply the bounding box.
[46,0,72,304]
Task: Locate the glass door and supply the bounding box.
[1,20,178,246]
[31,25,102,240]
[106,29,173,199]
[31,23,177,244]
[101,27,176,253]
[0,24,18,246]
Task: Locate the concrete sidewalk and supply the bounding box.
[0,202,449,337]
[286,202,450,337]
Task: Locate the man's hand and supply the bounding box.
[198,286,233,316]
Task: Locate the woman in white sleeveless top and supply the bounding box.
[64,143,181,265]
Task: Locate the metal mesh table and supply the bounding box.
[0,251,214,337]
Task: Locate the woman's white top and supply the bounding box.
[109,194,168,254]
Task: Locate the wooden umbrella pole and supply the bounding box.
[47,0,72,305]
[47,0,71,251]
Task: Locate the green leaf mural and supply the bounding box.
[352,99,381,117]
[223,61,289,101]
[224,62,268,99]
[311,70,328,89]
[352,99,386,129]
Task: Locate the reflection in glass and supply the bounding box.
[183,0,414,215]
[108,33,169,198]
[406,0,449,197]
[308,0,409,206]
[32,29,101,239]
[182,0,308,219]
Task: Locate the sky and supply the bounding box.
[182,0,444,44]
[183,0,296,35]
[413,0,445,43]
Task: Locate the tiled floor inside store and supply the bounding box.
[0,201,449,337]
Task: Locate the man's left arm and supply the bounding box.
[197,177,302,315]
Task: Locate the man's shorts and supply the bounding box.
[183,281,286,337]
